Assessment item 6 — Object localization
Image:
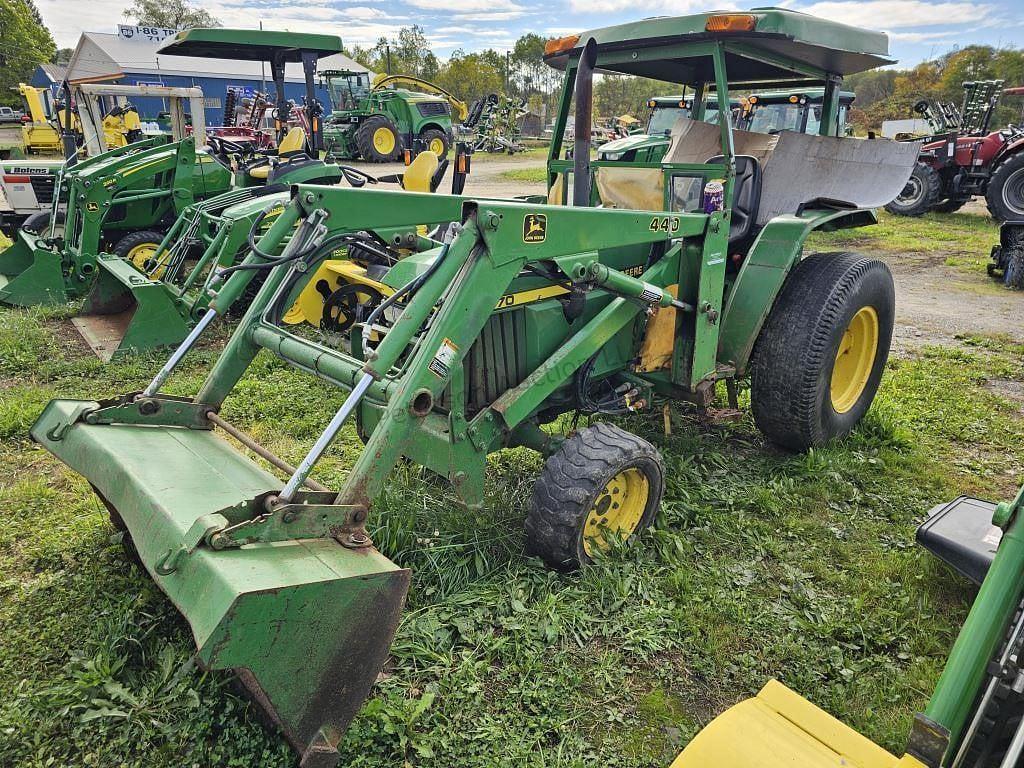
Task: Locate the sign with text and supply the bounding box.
[118,25,179,42]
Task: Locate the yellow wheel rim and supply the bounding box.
[582,467,650,556]
[127,242,164,280]
[373,126,396,155]
[428,137,445,155]
[830,306,879,413]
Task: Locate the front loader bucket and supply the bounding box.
[671,680,909,768]
[31,399,410,767]
[0,229,69,306]
[71,253,193,360]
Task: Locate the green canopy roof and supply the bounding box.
[545,8,893,84]
[159,28,344,62]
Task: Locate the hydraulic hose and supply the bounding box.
[362,241,451,330]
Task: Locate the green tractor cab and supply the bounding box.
[0,30,343,308]
[599,87,855,163]
[321,71,465,162]
[33,9,917,765]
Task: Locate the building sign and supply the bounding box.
[118,24,179,42]
[203,98,222,109]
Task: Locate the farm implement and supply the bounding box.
[31,9,918,765]
[0,29,342,308]
[673,483,1024,768]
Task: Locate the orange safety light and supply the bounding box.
[748,95,758,104]
[649,100,658,108]
[789,95,800,103]
[403,148,412,165]
[705,13,757,32]
[544,34,581,57]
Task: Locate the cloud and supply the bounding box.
[405,0,524,10]
[795,0,995,29]
[568,0,715,12]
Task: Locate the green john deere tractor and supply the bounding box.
[321,70,466,162]
[31,9,918,765]
[0,29,343,308]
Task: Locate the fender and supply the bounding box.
[718,207,877,376]
[991,133,1024,168]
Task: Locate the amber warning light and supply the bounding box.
[544,34,581,56]
[705,14,757,32]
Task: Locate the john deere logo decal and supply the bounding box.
[86,202,99,212]
[523,213,546,243]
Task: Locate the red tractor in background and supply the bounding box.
[887,80,1024,220]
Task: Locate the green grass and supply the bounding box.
[471,146,550,163]
[808,210,999,278]
[0,305,1023,767]
[499,166,548,184]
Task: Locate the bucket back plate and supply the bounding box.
[671,680,904,768]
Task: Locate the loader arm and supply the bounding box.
[371,74,469,121]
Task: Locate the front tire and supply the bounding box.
[420,128,450,158]
[356,116,401,163]
[526,423,664,570]
[751,253,895,451]
[112,230,165,279]
[885,162,941,216]
[1006,247,1024,290]
[985,152,1024,222]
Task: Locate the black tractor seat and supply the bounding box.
[705,154,762,249]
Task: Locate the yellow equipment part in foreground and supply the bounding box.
[671,680,926,768]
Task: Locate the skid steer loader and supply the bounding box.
[673,483,1024,768]
[0,30,343,308]
[30,10,919,765]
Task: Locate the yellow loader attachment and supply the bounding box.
[672,680,924,768]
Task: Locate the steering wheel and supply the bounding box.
[339,165,380,188]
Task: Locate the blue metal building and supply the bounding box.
[63,29,367,125]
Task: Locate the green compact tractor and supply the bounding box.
[599,87,854,163]
[73,148,465,359]
[31,9,918,765]
[0,29,343,308]
[321,71,466,162]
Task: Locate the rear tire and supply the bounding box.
[112,230,165,278]
[420,128,450,158]
[751,253,895,451]
[356,116,401,163]
[885,162,941,216]
[986,152,1024,222]
[21,209,65,237]
[526,423,664,570]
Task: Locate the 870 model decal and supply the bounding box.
[649,216,680,233]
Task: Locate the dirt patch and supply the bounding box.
[880,250,1024,352]
[986,378,1024,408]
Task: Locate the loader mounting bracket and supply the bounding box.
[78,392,214,429]
[157,491,371,574]
[211,490,371,549]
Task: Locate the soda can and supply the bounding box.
[702,179,725,214]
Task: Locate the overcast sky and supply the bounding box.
[36,0,1024,69]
